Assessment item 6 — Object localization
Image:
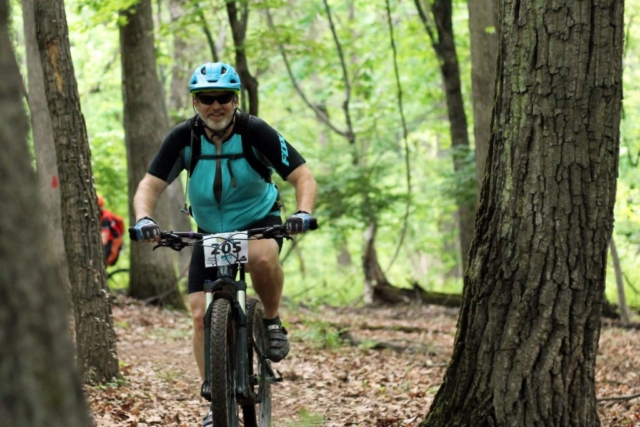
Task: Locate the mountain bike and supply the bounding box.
[152,220,317,427]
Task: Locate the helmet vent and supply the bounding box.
[221,66,227,74]
[200,67,206,74]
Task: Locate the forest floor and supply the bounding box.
[86,294,640,427]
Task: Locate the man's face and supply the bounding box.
[193,91,238,132]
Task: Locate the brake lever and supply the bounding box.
[153,236,187,251]
[261,225,292,241]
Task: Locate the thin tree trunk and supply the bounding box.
[415,0,477,271]
[610,237,630,325]
[167,0,194,276]
[34,0,119,384]
[226,0,259,115]
[21,0,71,304]
[120,0,186,309]
[467,0,498,192]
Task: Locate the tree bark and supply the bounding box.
[416,0,477,271]
[363,222,394,305]
[167,0,194,277]
[226,0,259,115]
[467,0,498,192]
[120,0,185,309]
[21,0,72,304]
[0,4,92,423]
[422,0,624,425]
[34,0,119,384]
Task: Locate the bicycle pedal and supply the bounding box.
[200,380,212,401]
[274,370,283,383]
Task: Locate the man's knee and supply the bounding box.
[192,308,205,331]
[189,292,206,331]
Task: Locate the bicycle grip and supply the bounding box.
[128,227,139,241]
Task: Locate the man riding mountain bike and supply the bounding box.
[130,61,317,427]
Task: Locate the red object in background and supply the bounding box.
[51,175,58,188]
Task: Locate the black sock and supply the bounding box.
[263,315,281,326]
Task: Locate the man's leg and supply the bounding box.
[247,238,289,362]
[187,246,214,427]
[248,239,283,318]
[189,291,206,379]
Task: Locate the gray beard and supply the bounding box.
[204,116,231,131]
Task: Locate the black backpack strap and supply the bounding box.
[187,113,272,181]
[187,116,203,177]
[200,153,244,160]
[234,113,272,182]
[181,116,202,215]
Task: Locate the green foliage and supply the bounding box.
[72,0,141,27]
[294,319,346,350]
[284,409,325,427]
[10,0,640,310]
[315,157,407,225]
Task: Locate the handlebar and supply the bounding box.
[131,218,318,252]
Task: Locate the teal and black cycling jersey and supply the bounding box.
[147,113,305,233]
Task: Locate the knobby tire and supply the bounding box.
[242,298,272,427]
[210,298,239,427]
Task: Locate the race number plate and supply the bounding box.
[202,232,249,268]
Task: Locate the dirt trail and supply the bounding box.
[87,296,640,427]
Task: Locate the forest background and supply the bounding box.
[8,0,640,309]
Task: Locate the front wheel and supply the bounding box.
[209,298,239,427]
[242,298,272,427]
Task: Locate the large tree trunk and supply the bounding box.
[34,0,119,384]
[21,0,71,303]
[467,0,498,192]
[416,0,477,271]
[120,0,185,309]
[0,4,92,423]
[422,0,624,425]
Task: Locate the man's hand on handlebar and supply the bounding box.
[284,211,314,235]
[129,216,161,242]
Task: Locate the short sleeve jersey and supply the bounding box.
[147,113,305,233]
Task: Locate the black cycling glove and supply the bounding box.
[285,211,312,234]
[130,216,160,241]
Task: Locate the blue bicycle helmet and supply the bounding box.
[189,62,241,93]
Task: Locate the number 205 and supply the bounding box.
[210,240,241,255]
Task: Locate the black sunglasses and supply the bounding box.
[196,93,235,105]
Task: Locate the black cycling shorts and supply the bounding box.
[187,215,283,294]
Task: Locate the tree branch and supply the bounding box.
[321,0,355,144]
[597,392,640,403]
[413,0,438,50]
[383,0,412,272]
[198,9,218,62]
[264,9,350,139]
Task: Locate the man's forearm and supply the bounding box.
[133,174,168,221]
[295,175,317,214]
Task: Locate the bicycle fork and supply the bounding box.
[200,267,251,402]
